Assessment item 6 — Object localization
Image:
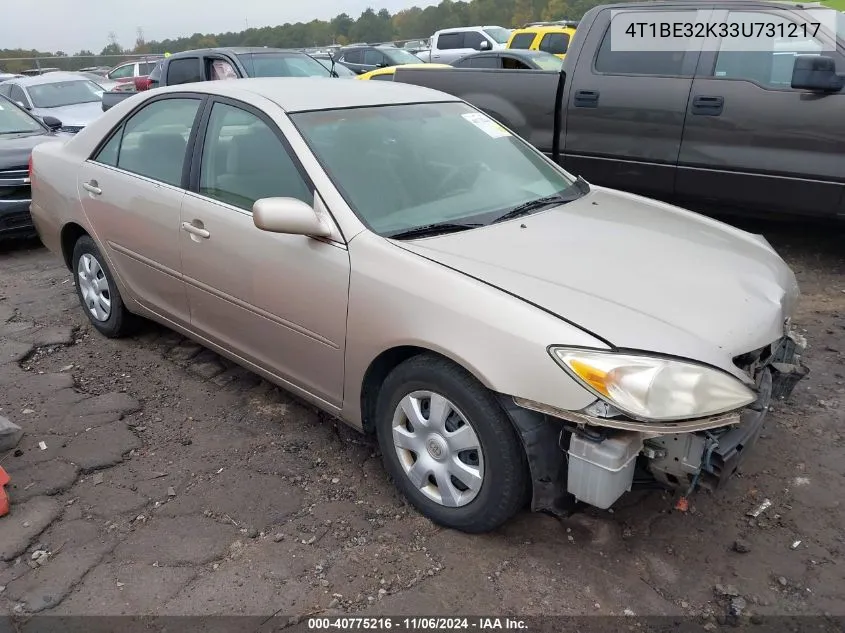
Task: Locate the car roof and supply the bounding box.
[438,26,504,33]
[170,47,303,58]
[151,77,460,112]
[512,25,575,33]
[10,72,93,86]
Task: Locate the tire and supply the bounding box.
[375,354,530,533]
[72,235,138,338]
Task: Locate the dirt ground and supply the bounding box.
[0,217,842,626]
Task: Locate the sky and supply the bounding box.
[2,0,440,54]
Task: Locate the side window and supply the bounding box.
[343,50,363,64]
[471,56,500,68]
[437,33,464,50]
[116,98,200,186]
[509,33,536,49]
[108,64,133,79]
[539,33,570,55]
[208,59,238,80]
[463,31,486,50]
[712,11,823,88]
[10,85,27,105]
[363,50,385,66]
[595,19,689,76]
[502,57,530,70]
[139,62,156,75]
[199,102,313,211]
[166,58,201,85]
[93,126,123,166]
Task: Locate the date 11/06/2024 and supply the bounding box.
[307,617,529,630]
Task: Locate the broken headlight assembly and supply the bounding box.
[548,347,757,422]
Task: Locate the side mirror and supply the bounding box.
[791,55,845,92]
[41,115,62,130]
[252,197,332,237]
[478,40,492,51]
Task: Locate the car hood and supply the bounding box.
[395,187,799,382]
[32,101,102,127]
[0,132,54,169]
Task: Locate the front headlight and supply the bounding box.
[549,347,757,422]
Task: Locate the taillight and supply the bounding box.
[28,155,33,179]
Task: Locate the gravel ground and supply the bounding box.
[0,218,842,627]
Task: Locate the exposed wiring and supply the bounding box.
[684,431,720,497]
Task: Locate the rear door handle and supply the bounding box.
[82,180,101,195]
[574,90,599,108]
[181,221,210,239]
[691,95,724,116]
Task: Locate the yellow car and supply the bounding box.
[506,23,576,59]
[357,63,452,81]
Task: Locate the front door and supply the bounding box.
[677,7,845,217]
[180,98,350,407]
[76,95,203,325]
[562,7,710,199]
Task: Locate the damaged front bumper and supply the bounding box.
[507,330,809,513]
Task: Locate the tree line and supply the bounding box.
[0,0,613,72]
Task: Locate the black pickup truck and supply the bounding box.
[394,1,845,219]
[102,47,337,112]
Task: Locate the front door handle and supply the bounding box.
[82,180,101,195]
[691,95,724,116]
[574,89,599,108]
[181,221,210,239]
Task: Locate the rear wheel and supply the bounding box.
[72,235,138,338]
[375,354,529,533]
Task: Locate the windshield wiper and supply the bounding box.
[387,222,482,240]
[491,176,590,224]
[0,130,37,135]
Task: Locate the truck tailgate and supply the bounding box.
[393,67,562,157]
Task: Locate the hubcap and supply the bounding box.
[391,390,484,508]
[77,253,111,322]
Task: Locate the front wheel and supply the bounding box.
[375,354,529,533]
[72,235,138,338]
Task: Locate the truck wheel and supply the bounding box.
[72,235,138,338]
[375,354,529,533]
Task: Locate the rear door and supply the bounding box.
[76,94,204,324]
[434,31,476,63]
[677,7,845,218]
[562,6,710,199]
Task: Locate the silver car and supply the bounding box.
[29,79,808,533]
[0,72,104,134]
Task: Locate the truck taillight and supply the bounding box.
[28,155,33,181]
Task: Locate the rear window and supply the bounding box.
[509,33,536,49]
[539,33,570,55]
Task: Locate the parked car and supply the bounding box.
[452,49,564,71]
[74,72,120,92]
[0,73,104,133]
[507,21,578,59]
[30,78,808,532]
[334,45,431,74]
[395,1,845,220]
[106,59,161,84]
[20,68,61,76]
[0,95,63,242]
[357,64,453,81]
[415,26,511,64]
[310,55,358,78]
[102,47,337,111]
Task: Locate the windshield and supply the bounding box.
[484,27,511,44]
[384,48,425,65]
[0,97,44,134]
[292,101,579,236]
[526,51,564,71]
[238,53,331,78]
[314,57,356,76]
[27,80,102,108]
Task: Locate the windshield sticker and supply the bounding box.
[461,112,511,138]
